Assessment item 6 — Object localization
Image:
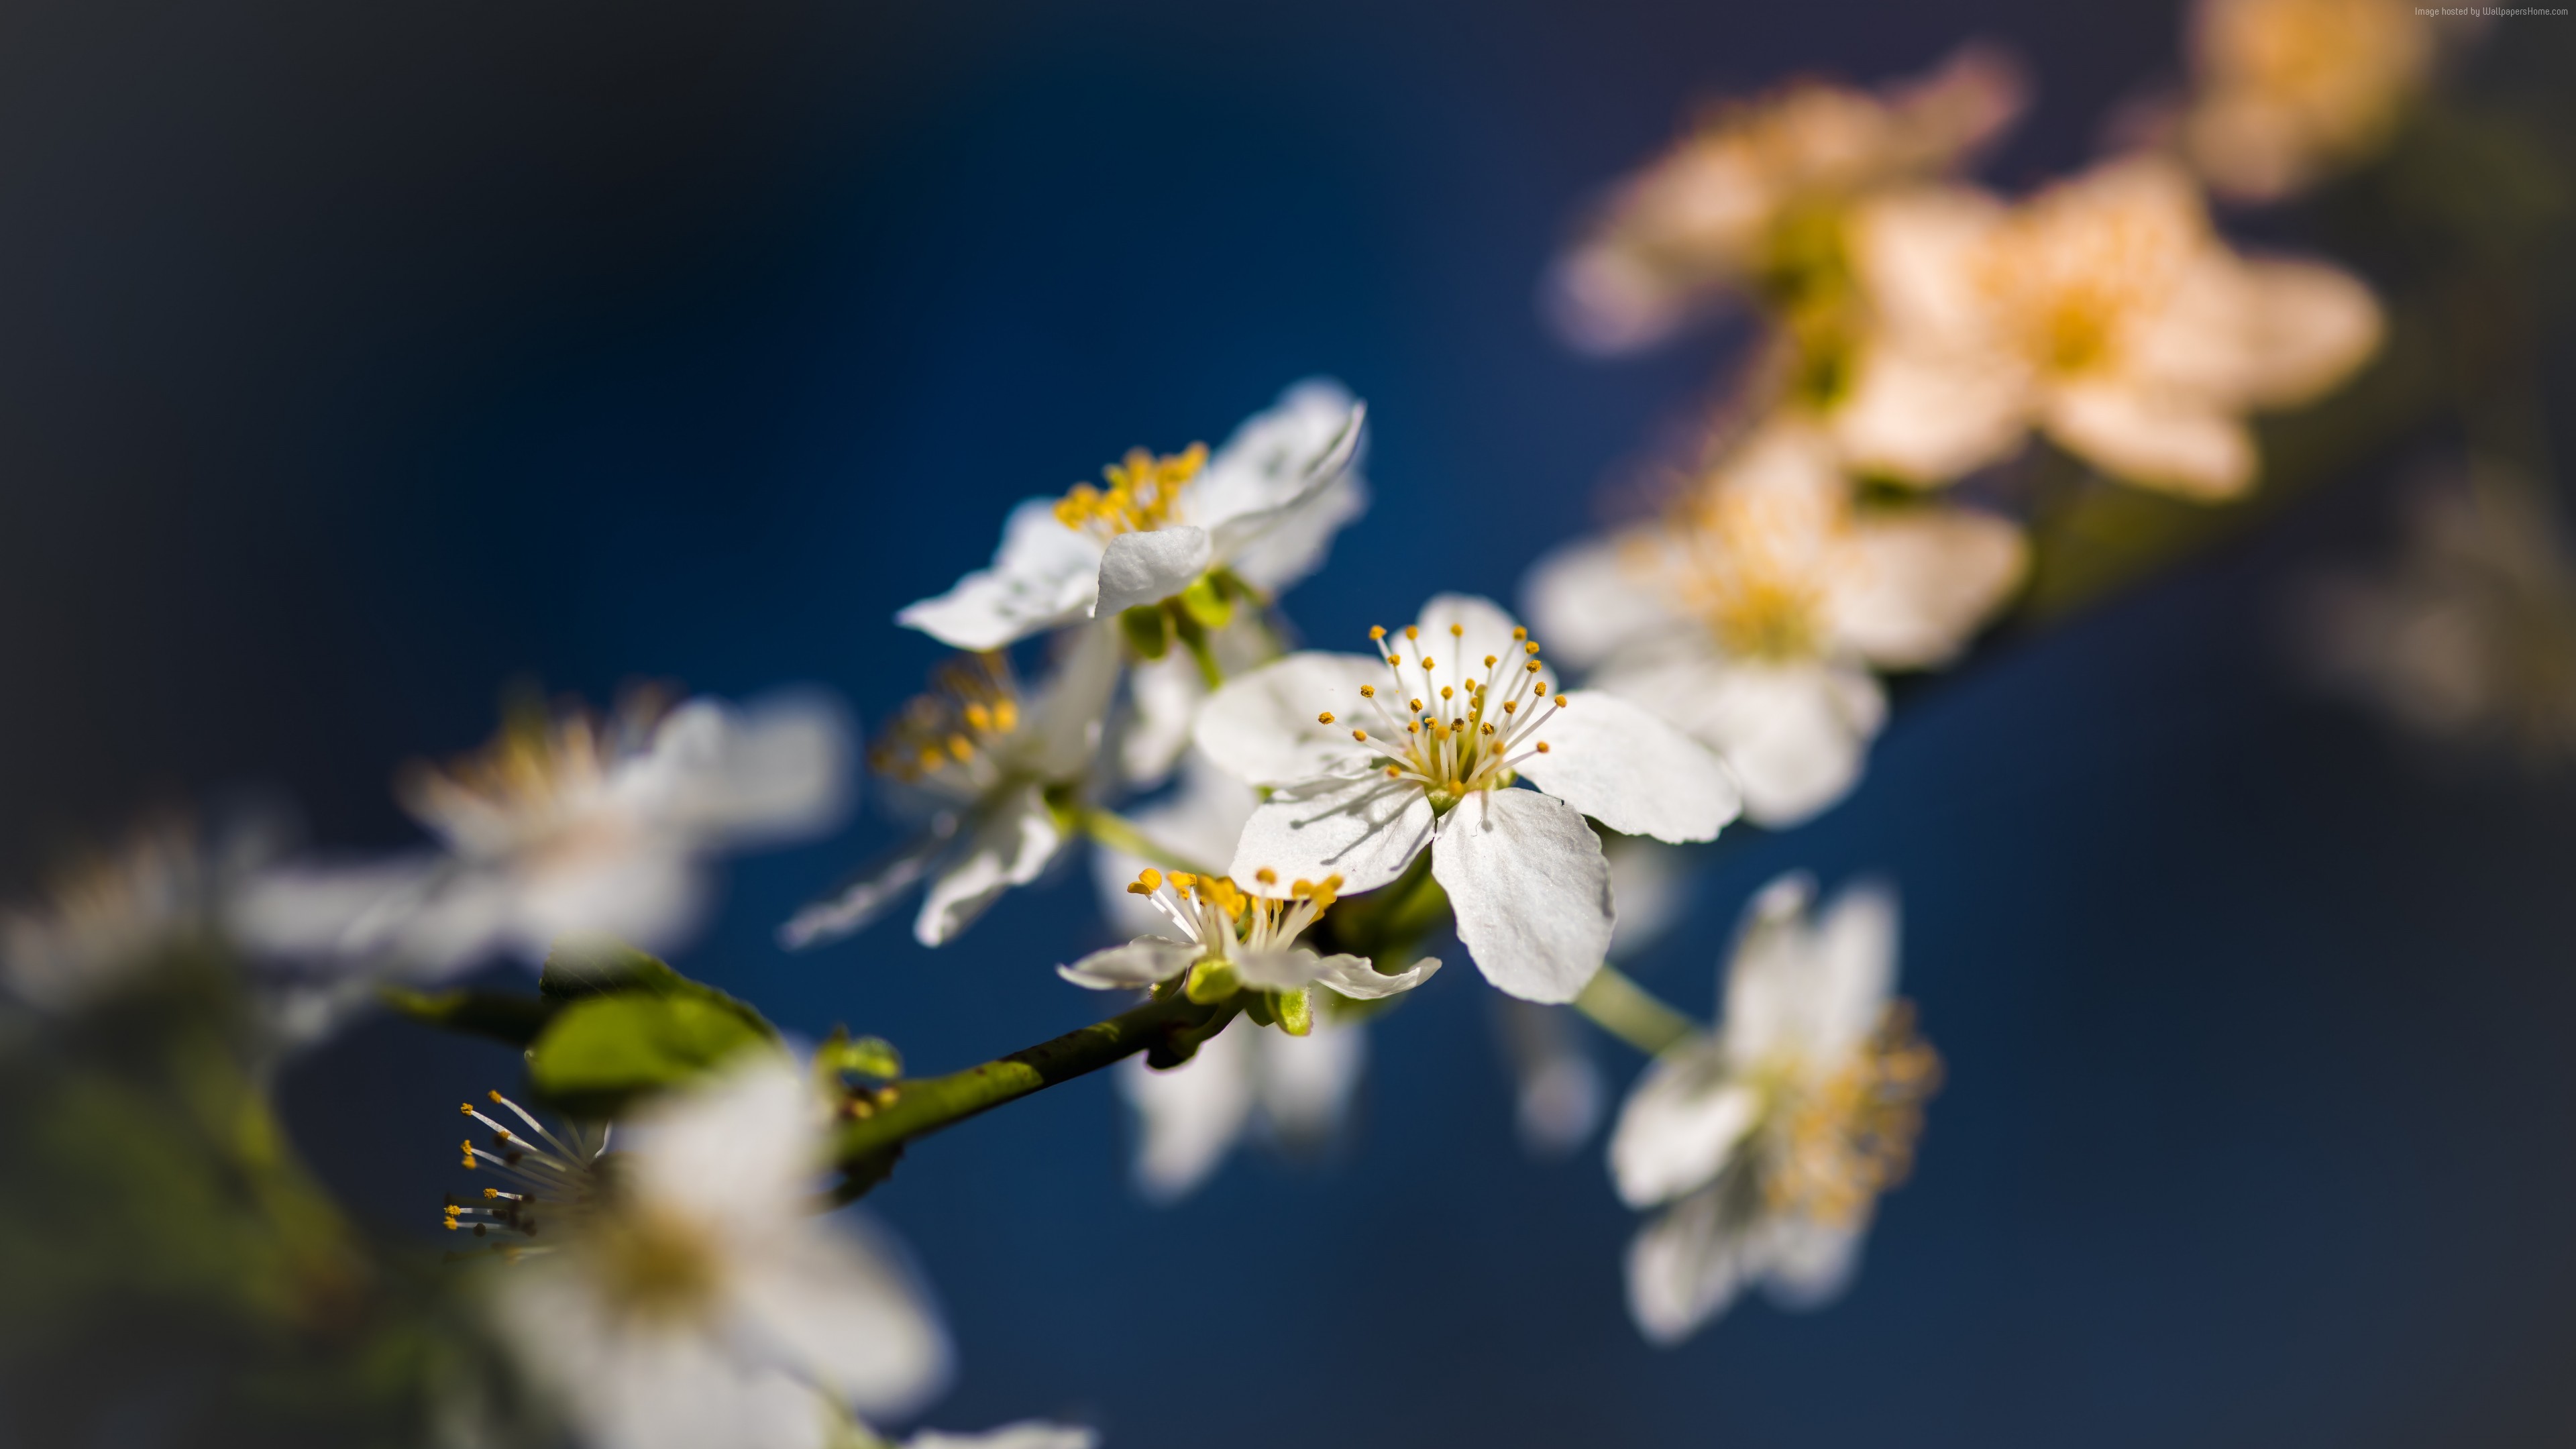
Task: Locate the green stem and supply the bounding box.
[1073,806,1218,875]
[1181,627,1225,690]
[1572,965,1700,1056]
[830,992,1227,1183]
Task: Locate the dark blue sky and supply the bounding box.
[2,2,2572,1444]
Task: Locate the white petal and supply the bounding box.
[1118,1018,1256,1201]
[1603,835,1688,959]
[1594,647,1884,828]
[1187,382,1365,535]
[1093,526,1214,616]
[622,1056,816,1236]
[1228,772,1436,896]
[1116,652,1205,789]
[1225,469,1368,594]
[1228,945,1328,992]
[908,1425,1099,1449]
[1831,337,2032,486]
[1191,652,1385,786]
[1607,1042,1759,1207]
[1310,952,1441,1001]
[779,818,958,950]
[1515,689,1741,844]
[1829,506,2028,667]
[1020,620,1122,782]
[733,1219,952,1419]
[1088,753,1256,934]
[1625,1186,1751,1346]
[1432,788,1612,1004]
[1806,879,1900,1061]
[896,498,1104,651]
[1059,935,1203,990]
[1251,1015,1364,1146]
[624,694,855,845]
[1507,1000,1607,1159]
[1758,1212,1870,1311]
[2041,380,2255,501]
[1520,532,1688,670]
[1409,593,1525,688]
[913,786,1063,947]
[1719,871,1822,1063]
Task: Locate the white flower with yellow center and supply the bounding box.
[783,623,1119,949]
[2180,0,2431,203]
[1061,867,1440,1012]
[239,693,850,979]
[468,1057,951,1449]
[1546,44,2025,356]
[1191,594,1739,1004]
[896,381,1368,652]
[1832,154,2382,496]
[1,819,232,1014]
[1608,874,1939,1344]
[1526,424,2025,825]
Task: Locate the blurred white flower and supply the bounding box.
[2181,0,2430,203]
[477,1056,950,1449]
[1116,1010,1368,1203]
[1547,44,2025,356]
[1607,874,1938,1344]
[241,692,849,979]
[1114,614,1279,791]
[1192,594,1741,1004]
[2304,471,2576,762]
[1,818,229,1013]
[1526,424,2024,825]
[1835,155,2381,496]
[897,382,1368,652]
[784,626,1119,949]
[904,1426,1096,1449]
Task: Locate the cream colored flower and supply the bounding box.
[1114,1011,1369,1203]
[1,819,229,1013]
[472,1057,950,1449]
[898,382,1366,652]
[1547,44,2025,355]
[2181,0,2430,203]
[1525,423,2024,824]
[1608,874,1939,1344]
[784,625,1118,949]
[1833,155,2382,497]
[1191,595,1740,1004]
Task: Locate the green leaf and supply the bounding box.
[527,994,782,1118]
[1177,574,1233,630]
[380,986,557,1047]
[538,932,690,1002]
[1119,602,1171,660]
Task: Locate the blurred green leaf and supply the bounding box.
[380,986,557,1047]
[527,991,781,1118]
[537,932,692,1002]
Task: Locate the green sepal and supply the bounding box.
[1269,988,1313,1037]
[1178,574,1234,631]
[380,985,557,1048]
[814,1026,903,1083]
[1120,603,1172,660]
[1183,959,1240,1004]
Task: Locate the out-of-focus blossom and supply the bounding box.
[1527,425,2025,824]
[2181,0,2430,203]
[1607,874,1937,1344]
[473,1057,950,1449]
[1192,594,1740,1004]
[904,1426,1097,1449]
[2304,472,2576,762]
[897,382,1368,652]
[1546,44,2025,356]
[784,627,1119,949]
[244,692,850,979]
[1835,155,2381,496]
[1063,867,1438,1008]
[1,818,236,1013]
[1115,615,1279,790]
[1116,1010,1368,1203]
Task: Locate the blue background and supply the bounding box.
[2,1,2572,1444]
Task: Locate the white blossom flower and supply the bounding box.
[241,692,850,979]
[904,1426,1096,1449]
[896,382,1368,652]
[1607,874,1939,1344]
[1114,615,1279,790]
[2303,470,2576,763]
[1060,868,1438,1010]
[1191,594,1740,1004]
[2180,0,2430,203]
[469,1057,951,1449]
[1116,1010,1368,1203]
[1525,424,2025,824]
[1,818,233,1014]
[1833,155,2382,496]
[1546,44,2025,356]
[784,625,1120,949]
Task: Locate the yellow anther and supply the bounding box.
[1318,711,1336,724]
[1481,722,1496,735]
[485,1187,502,1199]
[1386,655,1402,666]
[1554,694,1570,707]
[1359,685,1375,698]
[1512,627,1528,639]
[1421,655,1436,670]
[1351,729,1368,741]
[1138,867,1163,890]
[1405,627,1419,641]
[1255,867,1277,885]
[1450,623,1464,637]
[460,1103,475,1116]
[461,1140,476,1169]
[1440,686,1453,700]
[946,735,975,762]
[1525,659,1542,673]
[486,1090,505,1104]
[1409,698,1424,712]
[1536,741,1552,753]
[1369,626,1387,640]
[1503,700,1517,714]
[1168,871,1198,890]
[1385,765,1402,777]
[1523,640,1540,654]
[963,702,993,732]
[1484,654,1498,667]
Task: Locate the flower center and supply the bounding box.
[871,652,1022,789]
[447,1089,609,1246]
[1124,867,1342,1002]
[1977,187,2195,379]
[400,696,663,857]
[1053,443,1209,541]
[1756,1002,1941,1227]
[1322,621,1566,806]
[589,1205,724,1321]
[1667,485,1839,662]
